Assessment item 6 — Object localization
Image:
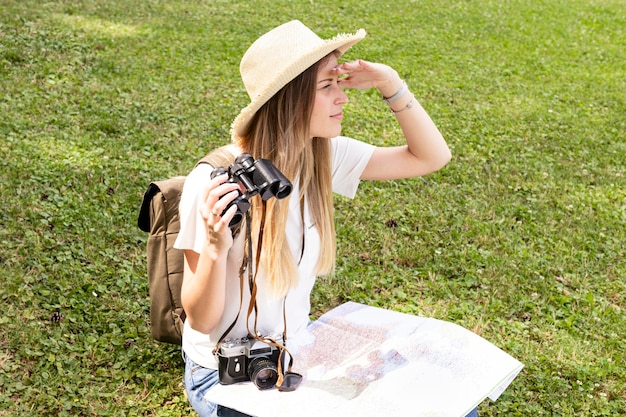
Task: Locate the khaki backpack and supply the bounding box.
[137,146,236,344]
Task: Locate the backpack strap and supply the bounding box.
[196,145,238,170]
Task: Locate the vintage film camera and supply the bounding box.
[217,336,283,390]
[210,153,292,230]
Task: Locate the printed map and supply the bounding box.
[207,302,523,417]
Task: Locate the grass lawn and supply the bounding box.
[1,0,624,415]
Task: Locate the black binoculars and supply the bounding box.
[210,153,292,229]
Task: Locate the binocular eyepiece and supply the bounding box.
[210,153,293,230]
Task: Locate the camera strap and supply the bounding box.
[211,210,253,356]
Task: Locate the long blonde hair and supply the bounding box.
[234,54,336,297]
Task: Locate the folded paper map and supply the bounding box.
[206,302,523,417]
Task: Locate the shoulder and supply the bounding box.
[330,136,376,168]
[330,135,353,152]
[331,135,375,153]
[186,163,213,188]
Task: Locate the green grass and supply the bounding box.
[1,0,624,415]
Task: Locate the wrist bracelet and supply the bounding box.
[382,80,408,105]
[390,95,415,114]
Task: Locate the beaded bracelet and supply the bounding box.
[382,80,408,105]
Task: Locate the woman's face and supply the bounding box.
[309,55,349,139]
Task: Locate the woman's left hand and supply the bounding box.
[334,59,402,98]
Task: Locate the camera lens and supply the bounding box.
[248,357,278,390]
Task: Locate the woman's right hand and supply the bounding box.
[182,173,243,334]
[199,173,242,252]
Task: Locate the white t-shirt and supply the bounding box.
[174,136,375,369]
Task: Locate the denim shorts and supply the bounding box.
[183,353,252,417]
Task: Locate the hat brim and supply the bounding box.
[231,29,366,140]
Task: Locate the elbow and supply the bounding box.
[186,317,216,335]
[183,301,222,334]
[181,292,223,335]
[441,147,452,167]
[431,146,452,172]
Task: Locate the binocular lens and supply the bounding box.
[273,182,292,200]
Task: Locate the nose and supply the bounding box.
[335,87,349,105]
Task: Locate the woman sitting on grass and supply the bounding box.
[175,20,475,417]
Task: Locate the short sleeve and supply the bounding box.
[331,136,375,198]
[174,163,214,253]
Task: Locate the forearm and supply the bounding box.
[181,246,229,334]
[387,86,451,173]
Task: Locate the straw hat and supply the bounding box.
[230,20,366,140]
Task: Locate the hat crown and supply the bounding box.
[240,20,324,100]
